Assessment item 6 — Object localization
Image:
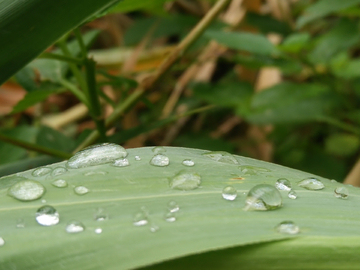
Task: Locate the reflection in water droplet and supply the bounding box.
[95,228,102,234]
[32,167,52,177]
[74,186,89,195]
[16,218,25,228]
[135,155,141,161]
[94,208,108,221]
[66,221,85,233]
[67,143,128,168]
[152,146,166,154]
[150,154,170,167]
[133,211,148,226]
[238,166,270,176]
[168,201,179,213]
[202,151,238,164]
[298,177,324,190]
[275,178,292,191]
[334,187,349,199]
[51,167,67,177]
[244,184,282,211]
[0,237,4,247]
[8,180,46,201]
[288,190,297,199]
[165,212,176,222]
[182,159,195,167]
[112,158,130,167]
[222,186,237,201]
[84,171,108,176]
[52,179,68,188]
[275,221,300,235]
[36,205,59,226]
[169,171,201,190]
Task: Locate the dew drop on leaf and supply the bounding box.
[66,221,85,233]
[202,151,238,164]
[169,171,201,190]
[275,221,300,235]
[182,159,195,166]
[84,171,108,176]
[238,165,270,176]
[133,212,148,226]
[16,218,25,228]
[275,178,292,191]
[152,146,166,154]
[165,212,176,222]
[298,177,324,190]
[222,185,237,201]
[168,201,180,213]
[67,143,128,169]
[150,154,170,167]
[35,205,59,226]
[95,228,103,234]
[74,186,89,195]
[135,155,141,161]
[334,187,349,199]
[51,167,67,177]
[51,179,68,188]
[112,158,130,167]
[0,237,4,247]
[244,184,282,211]
[8,180,46,201]
[94,208,108,221]
[32,167,52,177]
[288,190,297,199]
[150,223,159,233]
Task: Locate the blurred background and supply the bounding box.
[1,0,360,184]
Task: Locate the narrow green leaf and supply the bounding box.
[325,133,360,157]
[110,0,173,13]
[279,33,310,53]
[36,126,75,153]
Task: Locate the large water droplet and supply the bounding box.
[169,171,201,190]
[52,179,68,188]
[238,166,270,176]
[165,212,176,222]
[35,205,59,226]
[74,186,89,195]
[133,212,148,226]
[222,185,237,201]
[0,237,4,247]
[8,180,45,201]
[182,159,195,167]
[66,221,85,233]
[152,146,166,154]
[32,167,52,177]
[112,158,130,167]
[135,155,141,161]
[168,201,179,213]
[67,143,128,168]
[51,167,67,177]
[298,177,324,190]
[150,154,170,167]
[334,187,349,199]
[244,184,282,211]
[275,221,300,235]
[288,190,297,199]
[275,178,292,191]
[202,151,238,164]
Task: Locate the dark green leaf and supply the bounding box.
[330,52,360,79]
[111,0,173,13]
[36,126,75,152]
[279,33,310,53]
[325,133,360,157]
[245,12,291,36]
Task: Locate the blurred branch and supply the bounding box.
[344,158,360,187]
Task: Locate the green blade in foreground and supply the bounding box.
[0,147,359,269]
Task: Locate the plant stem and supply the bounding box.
[59,79,89,106]
[73,0,230,152]
[317,116,360,136]
[38,52,83,64]
[0,133,71,160]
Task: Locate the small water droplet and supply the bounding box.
[222,185,237,201]
[330,179,337,183]
[275,221,300,235]
[133,212,148,226]
[238,165,270,176]
[84,171,108,176]
[244,184,282,211]
[94,208,108,221]
[52,179,68,188]
[135,155,141,161]
[95,228,102,234]
[334,187,349,199]
[165,212,176,222]
[36,205,59,226]
[152,146,166,154]
[67,143,128,168]
[41,199,46,204]
[8,180,46,201]
[66,221,85,233]
[168,201,179,213]
[32,167,52,177]
[182,159,195,166]
[298,177,324,190]
[51,167,67,177]
[169,171,201,190]
[150,223,159,233]
[150,154,170,167]
[275,178,292,191]
[202,151,238,164]
[112,158,130,167]
[288,190,297,199]
[16,218,25,228]
[0,237,4,247]
[74,186,89,195]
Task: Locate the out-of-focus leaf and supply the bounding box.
[330,52,360,79]
[14,66,39,92]
[279,33,310,53]
[325,133,360,157]
[245,12,291,36]
[174,134,235,153]
[297,0,360,28]
[205,30,278,56]
[110,0,173,13]
[36,126,75,153]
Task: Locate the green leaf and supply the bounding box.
[1,146,360,269]
[205,30,278,56]
[244,12,291,36]
[110,0,173,13]
[279,33,310,53]
[325,133,360,157]
[296,0,360,28]
[36,126,75,153]
[330,52,360,79]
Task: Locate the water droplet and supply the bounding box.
[182,159,195,166]
[8,180,46,201]
[95,228,102,234]
[169,171,201,190]
[41,199,47,204]
[165,212,176,222]
[238,166,270,176]
[32,166,52,177]
[84,171,108,176]
[94,208,108,221]
[288,190,297,199]
[168,201,179,213]
[152,146,166,154]
[298,177,324,190]
[67,143,128,168]
[150,154,170,167]
[35,205,59,226]
[330,179,337,183]
[135,155,141,161]
[150,223,159,233]
[275,178,292,191]
[52,179,68,188]
[51,167,67,177]
[202,151,238,164]
[133,212,148,226]
[275,221,300,235]
[112,158,130,167]
[244,184,282,211]
[16,218,25,228]
[74,186,89,195]
[222,185,237,201]
[334,187,349,199]
[66,221,85,233]
[0,237,4,247]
